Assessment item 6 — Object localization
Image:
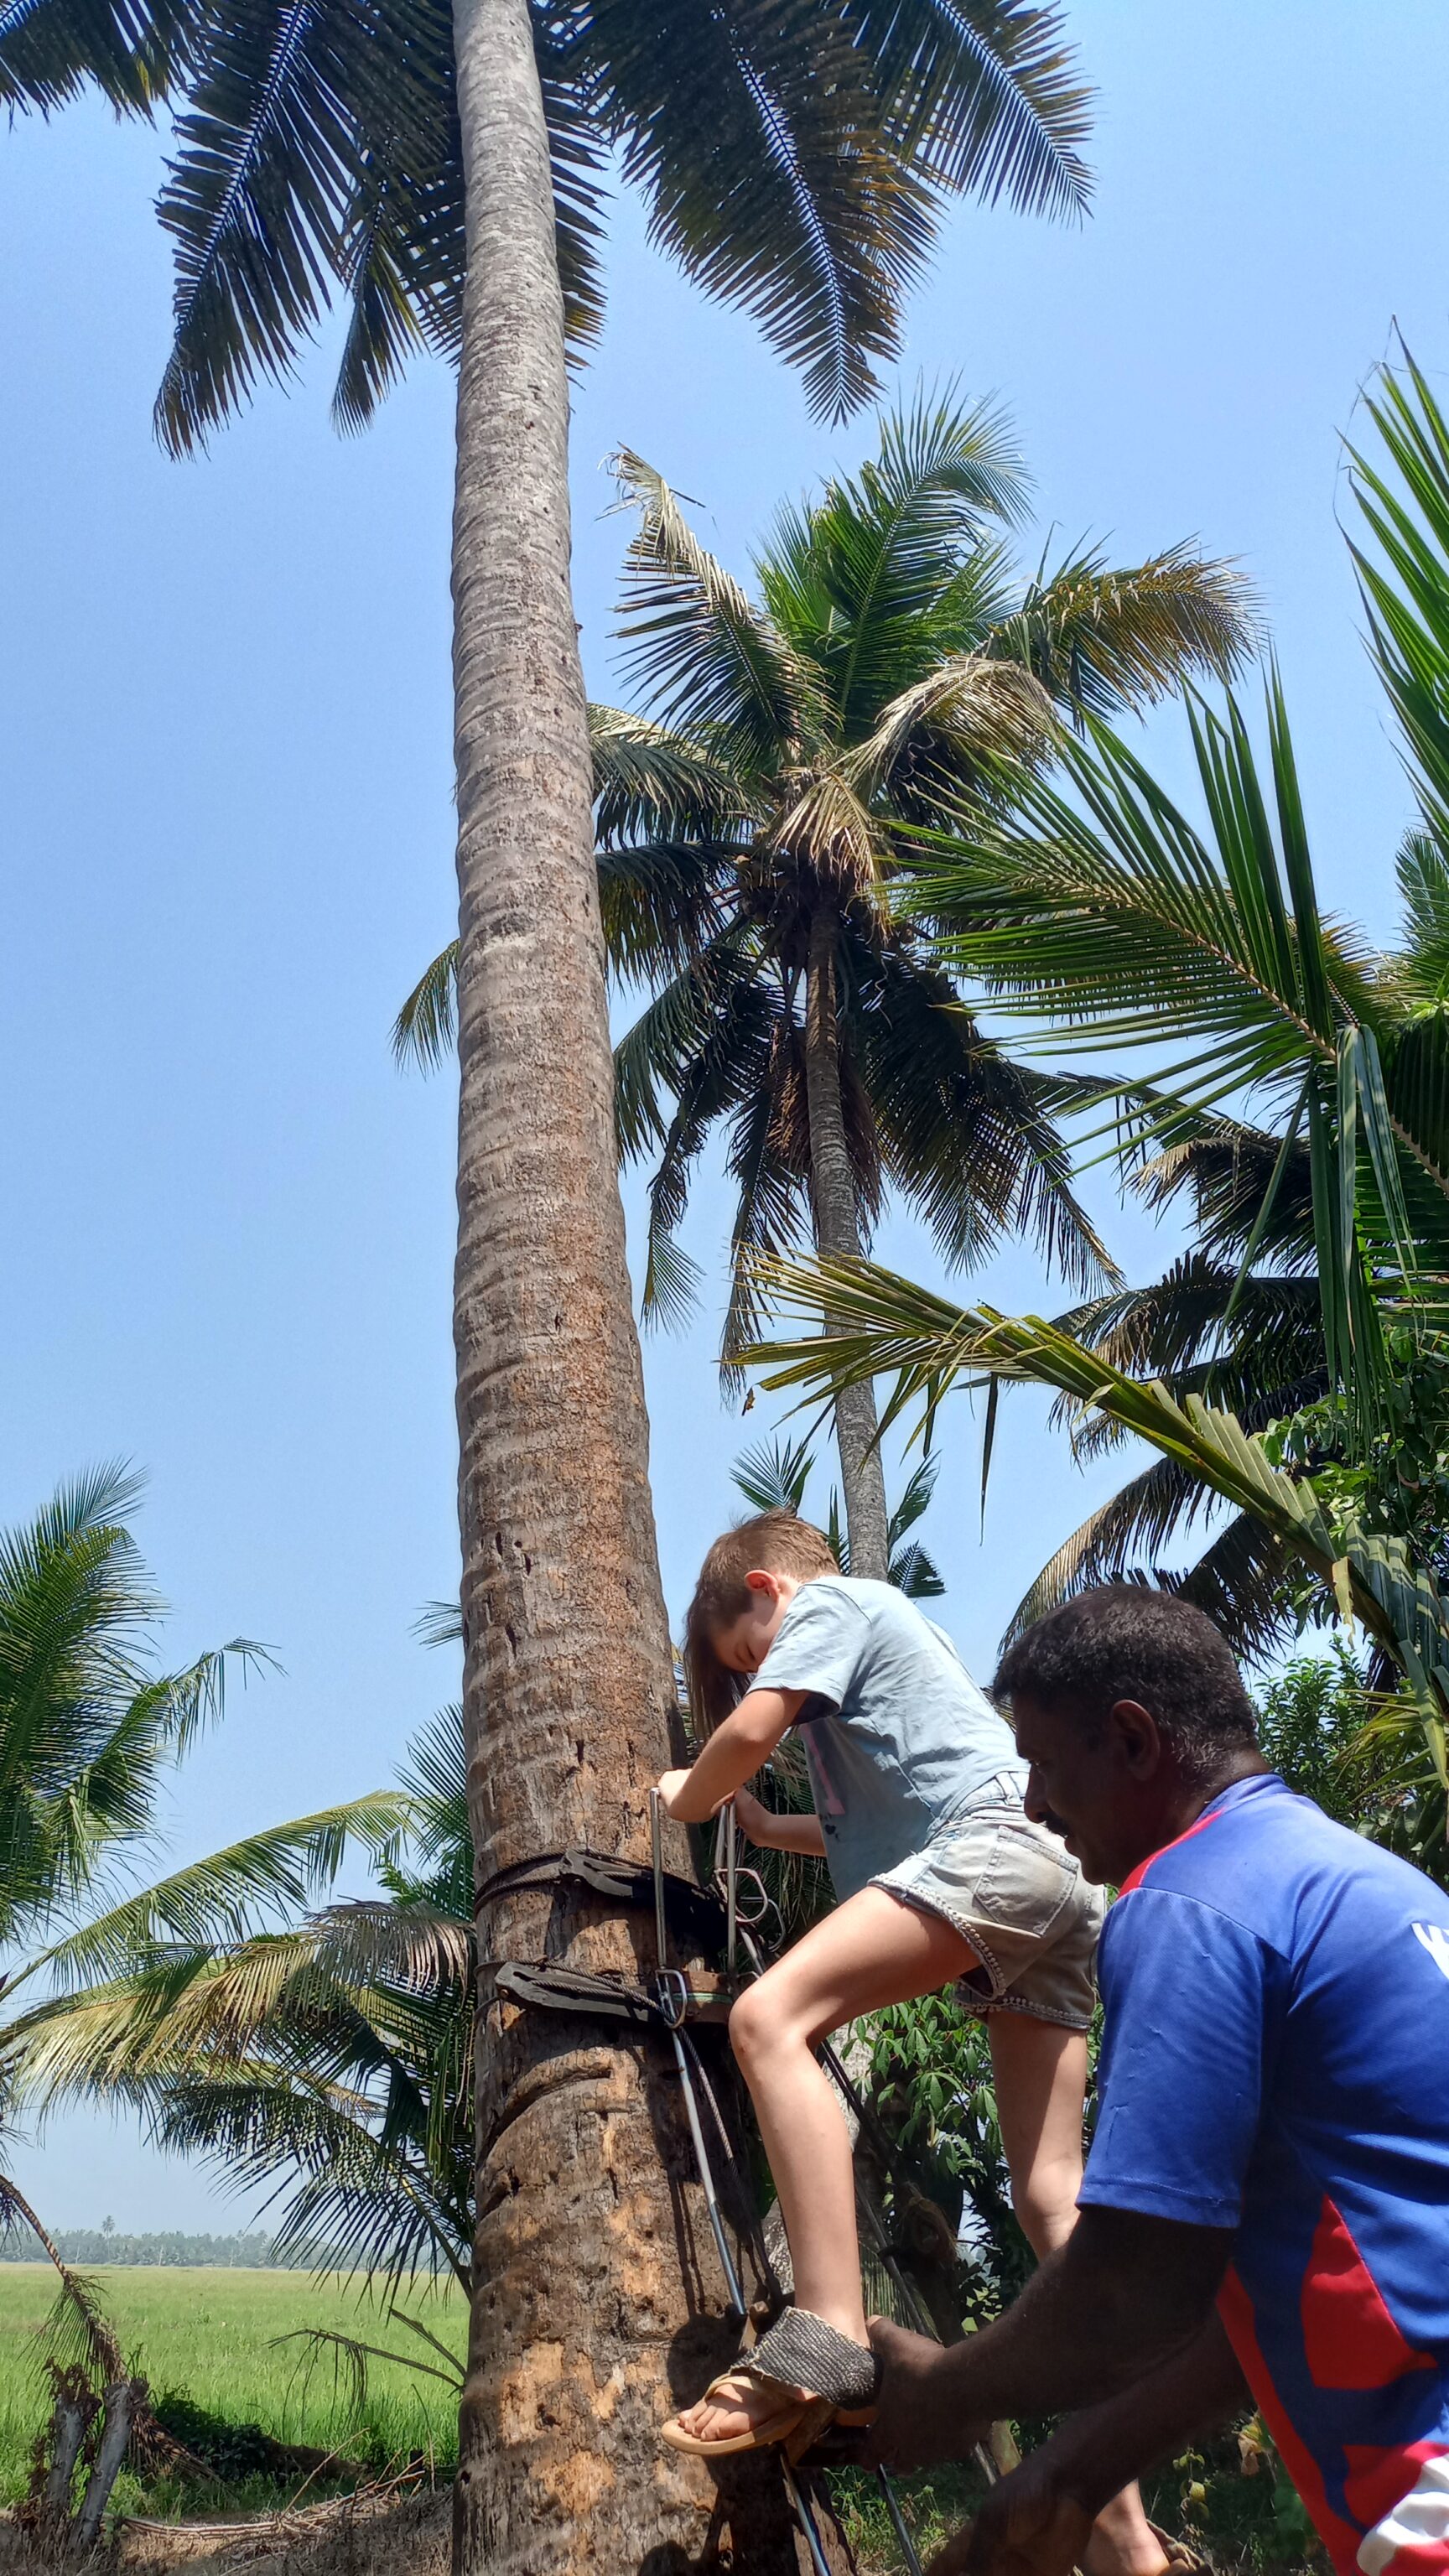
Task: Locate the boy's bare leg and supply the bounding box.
[677,1888,978,2444]
[988,2012,1171,2576]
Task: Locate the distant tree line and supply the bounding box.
[0,2222,303,2268]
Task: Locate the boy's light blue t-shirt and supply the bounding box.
[752,1575,1026,1900]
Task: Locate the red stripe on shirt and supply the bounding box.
[1118,1804,1230,1898]
[1217,2262,1364,2575]
[1304,2197,1436,2392]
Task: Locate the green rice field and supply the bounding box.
[0,2266,466,2511]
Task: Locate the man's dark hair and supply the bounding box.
[992,1585,1259,1784]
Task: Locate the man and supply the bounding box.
[856,1587,1449,2576]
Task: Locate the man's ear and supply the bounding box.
[1108,1697,1162,1779]
[744,1568,779,1602]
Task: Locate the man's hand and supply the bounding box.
[856,2319,983,2473]
[927,2453,1093,2576]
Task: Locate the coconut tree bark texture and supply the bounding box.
[448,3,827,2566]
[804,901,891,1579]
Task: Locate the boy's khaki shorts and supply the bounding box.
[870,1789,1105,2032]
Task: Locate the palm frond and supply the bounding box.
[153,0,371,453]
[1125,1109,1317,1270]
[598,839,745,983]
[0,1472,273,1938]
[767,767,886,885]
[911,687,1384,1102]
[611,927,770,1166]
[1348,341,1449,849]
[589,704,749,846]
[587,1,935,422]
[758,387,1029,731]
[1006,1455,1208,1639]
[719,1055,813,1378]
[392,942,458,1072]
[732,1433,816,1514]
[858,0,1092,219]
[534,12,607,354]
[1171,1509,1299,1666]
[1389,829,1449,1009]
[886,1453,943,1596]
[329,153,430,435]
[611,449,817,765]
[631,966,782,1331]
[746,1249,1449,1780]
[851,940,1117,1291]
[411,1601,462,1652]
[29,1792,413,1992]
[0,0,189,113]
[984,542,1259,720]
[844,652,1051,800]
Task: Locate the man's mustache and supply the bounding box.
[1037,1803,1071,1840]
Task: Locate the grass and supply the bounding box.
[0,2265,466,2517]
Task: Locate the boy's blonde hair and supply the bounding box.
[683,1510,837,1735]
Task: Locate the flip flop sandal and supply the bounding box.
[660,2308,880,2459]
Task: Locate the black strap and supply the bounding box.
[475,1846,726,1952]
[493,1961,658,2028]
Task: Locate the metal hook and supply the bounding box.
[648,1787,668,1973]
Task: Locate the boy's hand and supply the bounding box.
[730,1784,774,1846]
[655,1768,695,1820]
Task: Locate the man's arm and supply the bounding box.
[657,1686,808,1822]
[935,2314,1249,2576]
[861,2207,1235,2472]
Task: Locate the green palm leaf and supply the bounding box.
[9,0,1096,438]
[612,450,818,766]
[1348,342,1449,847]
[589,705,747,847]
[982,541,1259,717]
[858,0,1091,216]
[746,1249,1449,1780]
[0,0,186,112]
[758,387,1029,734]
[851,937,1116,1290]
[583,0,932,423]
[153,0,434,454]
[28,1791,413,1992]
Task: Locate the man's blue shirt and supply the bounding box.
[1081,1773,1449,2573]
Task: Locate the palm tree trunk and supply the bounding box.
[448,5,813,2568]
[804,900,891,1579]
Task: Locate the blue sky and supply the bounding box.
[3,0,1448,2227]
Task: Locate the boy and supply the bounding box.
[657,1514,1166,2576]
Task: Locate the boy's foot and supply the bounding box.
[675,2370,814,2447]
[662,2314,878,2457]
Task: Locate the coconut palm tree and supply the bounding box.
[3,8,1103,2555]
[599,402,1254,1569]
[10,1707,473,2306]
[0,1466,407,2423]
[400,392,1255,1571]
[745,346,1449,1829]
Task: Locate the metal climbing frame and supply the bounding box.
[647,1789,986,2576]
